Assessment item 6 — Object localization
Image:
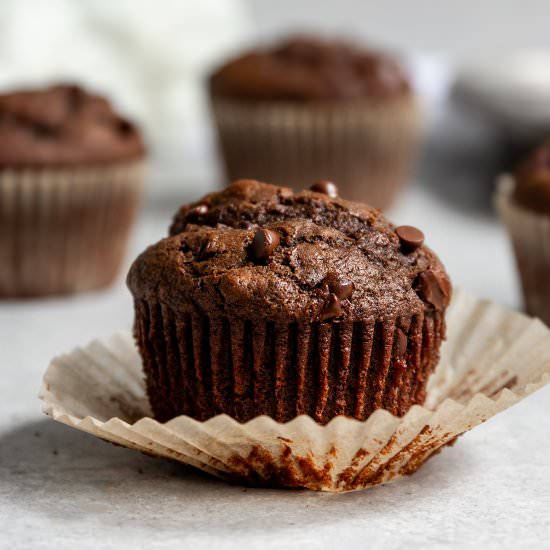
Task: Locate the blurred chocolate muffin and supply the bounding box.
[0,84,146,298]
[497,142,550,324]
[512,142,550,213]
[209,36,420,209]
[128,179,451,424]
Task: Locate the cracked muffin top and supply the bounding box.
[0,84,145,167]
[128,180,451,322]
[209,35,410,102]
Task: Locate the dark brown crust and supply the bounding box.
[210,35,410,102]
[133,300,445,424]
[128,180,450,322]
[0,84,145,167]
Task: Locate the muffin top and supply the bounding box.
[128,180,450,323]
[0,84,145,167]
[513,141,550,214]
[209,36,410,102]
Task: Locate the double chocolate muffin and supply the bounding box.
[128,179,451,424]
[209,35,420,209]
[0,84,146,297]
[497,142,550,325]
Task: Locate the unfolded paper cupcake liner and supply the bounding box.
[133,299,444,424]
[495,175,550,325]
[40,289,550,492]
[0,160,145,297]
[211,96,420,209]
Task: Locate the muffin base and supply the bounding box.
[0,161,144,298]
[133,299,445,424]
[211,96,420,210]
[496,176,550,325]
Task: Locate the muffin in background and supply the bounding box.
[497,142,550,325]
[209,36,420,209]
[0,84,146,298]
[128,179,451,424]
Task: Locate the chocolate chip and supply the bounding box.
[396,225,424,254]
[239,220,254,229]
[189,204,208,218]
[394,328,408,357]
[319,293,343,321]
[118,119,134,135]
[310,180,338,198]
[250,228,280,260]
[414,270,450,310]
[322,272,354,300]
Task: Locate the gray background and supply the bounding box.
[245,0,550,56]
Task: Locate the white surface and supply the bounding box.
[1,181,549,549]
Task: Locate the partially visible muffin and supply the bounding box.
[209,36,420,210]
[128,179,451,424]
[512,142,550,214]
[0,84,146,298]
[497,141,550,324]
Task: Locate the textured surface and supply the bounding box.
[0,84,145,167]
[136,180,450,322]
[0,185,548,548]
[210,35,410,101]
[134,304,443,422]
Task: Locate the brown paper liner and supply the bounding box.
[495,175,550,325]
[210,95,420,209]
[0,160,145,297]
[133,299,444,424]
[40,289,550,492]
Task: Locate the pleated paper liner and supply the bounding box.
[496,175,550,326]
[40,289,550,492]
[0,160,145,297]
[134,300,444,424]
[210,96,420,210]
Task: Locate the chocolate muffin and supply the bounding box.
[128,179,451,424]
[0,84,146,297]
[497,142,550,324]
[209,36,420,209]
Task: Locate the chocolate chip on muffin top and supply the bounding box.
[128,180,450,323]
[0,84,145,167]
[209,35,410,102]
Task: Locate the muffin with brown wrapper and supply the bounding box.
[209,35,420,210]
[128,179,451,424]
[497,141,550,325]
[0,83,146,298]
